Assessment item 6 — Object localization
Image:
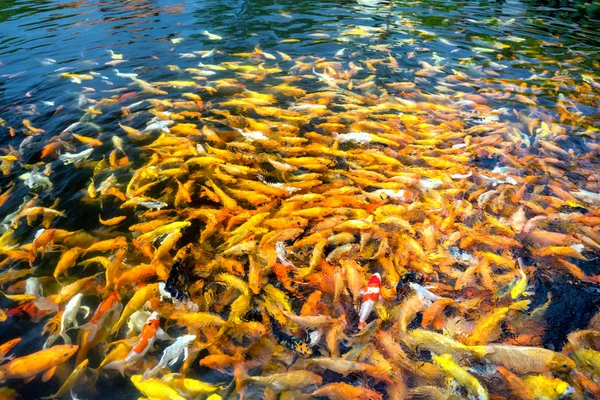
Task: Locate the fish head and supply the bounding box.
[139,311,161,334]
[548,354,576,372]
[559,383,575,396]
[146,311,160,323]
[368,273,381,287]
[70,292,84,303]
[52,344,79,363]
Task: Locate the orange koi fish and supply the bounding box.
[0,344,78,382]
[81,291,122,343]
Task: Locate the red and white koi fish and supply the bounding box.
[104,311,168,376]
[358,273,382,329]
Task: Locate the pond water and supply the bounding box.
[1,0,600,399]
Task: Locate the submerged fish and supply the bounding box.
[59,149,93,165]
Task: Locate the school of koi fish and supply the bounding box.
[1,16,600,400]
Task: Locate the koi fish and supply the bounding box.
[161,259,191,303]
[268,315,315,359]
[80,291,122,344]
[202,30,223,40]
[44,293,90,348]
[142,334,196,380]
[311,382,382,400]
[433,353,488,400]
[58,149,93,165]
[104,312,169,376]
[131,374,186,400]
[0,344,78,382]
[19,166,52,191]
[358,272,382,329]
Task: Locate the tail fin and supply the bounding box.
[87,367,100,387]
[60,331,72,345]
[103,360,126,377]
[233,360,261,396]
[142,367,158,381]
[233,362,249,399]
[78,323,98,344]
[43,333,58,349]
[221,379,236,400]
[33,298,59,311]
[509,300,530,311]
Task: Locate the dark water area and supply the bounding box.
[1,0,600,399]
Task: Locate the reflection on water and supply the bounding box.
[0,0,600,399]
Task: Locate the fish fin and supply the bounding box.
[155,328,171,341]
[81,306,91,319]
[141,370,154,381]
[44,333,59,349]
[70,388,81,400]
[42,366,57,382]
[469,346,490,358]
[33,298,59,311]
[23,375,36,384]
[103,360,126,377]
[509,300,530,311]
[287,354,300,369]
[233,361,253,400]
[87,367,100,386]
[60,331,72,345]
[78,322,96,336]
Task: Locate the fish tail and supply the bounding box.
[103,360,126,377]
[233,361,250,396]
[509,300,530,311]
[80,324,98,343]
[110,320,124,336]
[87,367,100,387]
[43,333,58,349]
[33,298,59,311]
[141,368,156,381]
[60,331,72,345]
[268,314,283,341]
